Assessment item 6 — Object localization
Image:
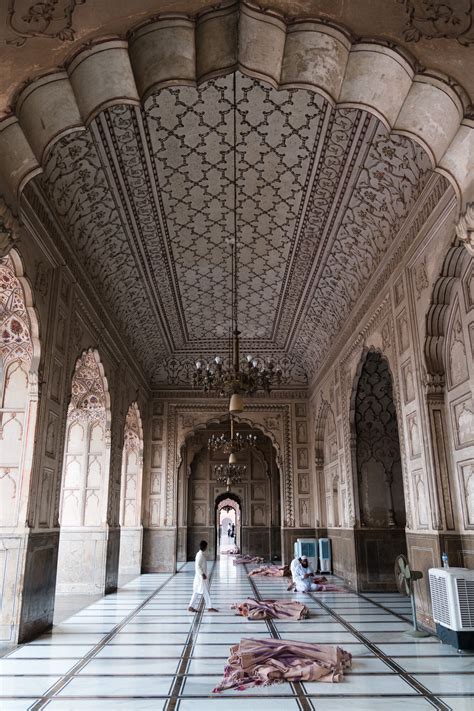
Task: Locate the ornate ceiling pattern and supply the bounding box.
[35,70,435,386]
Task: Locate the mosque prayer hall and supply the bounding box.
[1,0,474,709]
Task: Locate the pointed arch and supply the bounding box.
[119,402,144,577]
[56,347,112,594]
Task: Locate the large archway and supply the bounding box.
[0,251,41,643]
[177,419,281,562]
[352,350,407,591]
[56,348,112,596]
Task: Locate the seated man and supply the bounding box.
[294,555,319,593]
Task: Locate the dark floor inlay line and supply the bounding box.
[310,593,451,711]
[27,567,185,711]
[246,563,315,711]
[163,561,217,711]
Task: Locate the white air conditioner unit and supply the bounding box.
[318,538,332,574]
[429,567,474,650]
[294,538,318,572]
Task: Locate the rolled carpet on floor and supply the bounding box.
[213,637,352,692]
[232,598,309,620]
[248,564,291,577]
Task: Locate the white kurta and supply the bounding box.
[294,562,317,592]
[189,549,212,608]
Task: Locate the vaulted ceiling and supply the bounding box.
[28,71,439,385]
[2,1,470,387]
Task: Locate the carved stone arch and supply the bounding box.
[65,346,112,431]
[425,241,471,378]
[1,248,41,380]
[0,1,472,214]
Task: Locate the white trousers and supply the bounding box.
[295,582,318,593]
[189,581,212,609]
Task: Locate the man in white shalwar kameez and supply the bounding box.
[188,540,218,612]
[294,555,319,593]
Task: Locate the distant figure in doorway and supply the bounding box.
[188,540,218,613]
[294,555,318,593]
[231,523,235,539]
[227,525,232,538]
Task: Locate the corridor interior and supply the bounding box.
[1,556,473,710]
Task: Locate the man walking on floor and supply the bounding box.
[188,540,218,613]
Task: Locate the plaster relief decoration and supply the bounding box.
[402,360,415,404]
[459,461,474,527]
[407,413,422,459]
[298,472,310,494]
[413,470,429,528]
[414,257,429,300]
[394,276,405,308]
[295,404,306,418]
[299,498,311,527]
[397,310,410,355]
[33,57,434,387]
[398,0,474,45]
[6,0,86,47]
[447,304,469,388]
[296,421,308,444]
[452,396,474,448]
[297,448,309,469]
[0,255,33,527]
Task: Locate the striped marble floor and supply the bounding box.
[1,556,473,709]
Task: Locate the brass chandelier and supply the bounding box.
[193,73,282,413]
[214,462,246,492]
[208,415,257,463]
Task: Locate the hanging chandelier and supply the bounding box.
[215,462,246,492]
[193,73,282,413]
[208,416,257,462]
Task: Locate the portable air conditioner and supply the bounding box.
[429,567,474,650]
[294,538,318,572]
[318,538,332,574]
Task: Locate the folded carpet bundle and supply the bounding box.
[232,598,309,620]
[213,637,352,692]
[248,564,291,577]
[233,554,264,565]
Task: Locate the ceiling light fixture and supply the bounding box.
[193,73,282,413]
[208,415,257,462]
[214,462,246,492]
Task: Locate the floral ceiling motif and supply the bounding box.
[36,72,436,386]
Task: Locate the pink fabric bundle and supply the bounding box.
[232,598,309,620]
[213,637,352,692]
[248,565,291,577]
[233,555,264,565]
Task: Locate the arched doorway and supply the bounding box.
[177,419,281,562]
[56,348,112,596]
[352,350,407,591]
[215,493,241,555]
[0,252,40,642]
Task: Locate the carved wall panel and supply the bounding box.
[354,352,406,529]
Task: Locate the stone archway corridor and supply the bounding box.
[1,558,473,709]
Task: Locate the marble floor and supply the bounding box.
[1,557,473,710]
